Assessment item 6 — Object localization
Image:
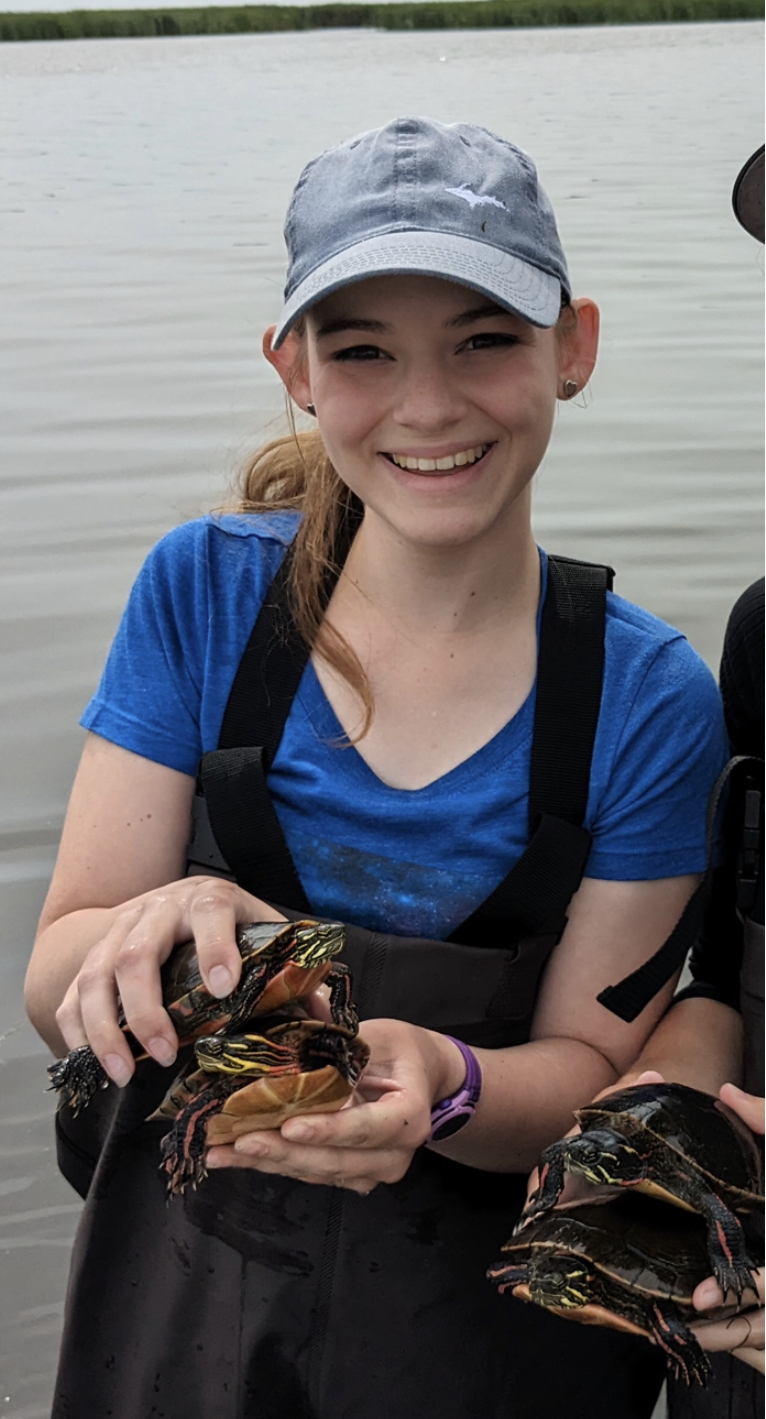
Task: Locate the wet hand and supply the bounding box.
[692,1269,764,1374]
[55,877,283,1087]
[687,1082,765,1372]
[205,1019,465,1195]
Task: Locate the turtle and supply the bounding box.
[157,1017,371,1194]
[48,919,352,1115]
[521,1083,764,1302]
[489,1197,731,1386]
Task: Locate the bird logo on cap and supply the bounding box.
[445,183,508,212]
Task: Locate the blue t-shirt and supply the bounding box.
[82,513,728,939]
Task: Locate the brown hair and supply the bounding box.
[235,427,372,738]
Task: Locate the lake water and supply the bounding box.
[0,20,763,1416]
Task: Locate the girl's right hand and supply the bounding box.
[55,876,284,1086]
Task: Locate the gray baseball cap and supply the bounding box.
[272,116,571,348]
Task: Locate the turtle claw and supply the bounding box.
[48,1045,108,1115]
[515,1152,567,1233]
[701,1195,760,1304]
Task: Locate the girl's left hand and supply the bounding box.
[205,1018,465,1195]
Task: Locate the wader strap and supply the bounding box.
[194,548,612,939]
[597,754,764,1022]
[195,512,360,906]
[451,556,611,945]
[529,556,612,829]
[198,745,311,911]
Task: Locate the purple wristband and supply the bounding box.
[428,1036,483,1144]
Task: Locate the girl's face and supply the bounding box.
[266,274,598,552]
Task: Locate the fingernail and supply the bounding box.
[105,1054,132,1088]
[149,1037,177,1068]
[282,1122,313,1142]
[206,1151,224,1169]
[209,966,233,999]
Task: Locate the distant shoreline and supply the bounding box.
[0,0,759,43]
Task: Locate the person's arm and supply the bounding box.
[210,870,698,1187]
[606,995,743,1096]
[25,733,283,1072]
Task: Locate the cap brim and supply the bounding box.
[271,230,564,347]
[732,147,764,244]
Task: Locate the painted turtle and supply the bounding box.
[489,1198,726,1386]
[48,919,351,1114]
[522,1083,764,1301]
[157,1018,371,1194]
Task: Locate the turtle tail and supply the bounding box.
[47,1044,108,1115]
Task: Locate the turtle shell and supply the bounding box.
[576,1083,763,1204]
[500,1197,712,1306]
[489,1196,725,1384]
[203,1021,371,1141]
[158,1019,370,1192]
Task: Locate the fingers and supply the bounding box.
[57,877,276,1086]
[720,1083,766,1136]
[692,1306,764,1367]
[694,1276,726,1311]
[208,1131,401,1189]
[57,904,148,1083]
[731,1343,766,1375]
[187,881,248,999]
[695,1267,764,1313]
[207,1144,378,1194]
[285,1086,433,1154]
[204,1087,428,1191]
[634,1070,665,1085]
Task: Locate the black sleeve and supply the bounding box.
[675,579,764,1009]
[720,578,765,758]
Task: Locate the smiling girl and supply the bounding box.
[27,118,727,1419]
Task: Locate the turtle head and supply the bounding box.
[528,1257,594,1311]
[565,1129,644,1186]
[195,1035,269,1076]
[291,921,345,966]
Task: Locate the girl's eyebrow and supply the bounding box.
[315,301,516,340]
[315,317,388,339]
[447,302,514,327]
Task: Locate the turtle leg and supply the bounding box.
[517,1142,568,1226]
[645,1299,711,1386]
[226,961,273,1030]
[159,1084,227,1196]
[326,963,359,1033]
[697,1190,759,1303]
[486,1260,529,1295]
[47,1044,108,1114]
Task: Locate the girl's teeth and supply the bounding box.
[391,445,488,471]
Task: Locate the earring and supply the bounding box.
[562,380,578,399]
[306,403,317,417]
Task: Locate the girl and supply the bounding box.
[26,116,727,1419]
